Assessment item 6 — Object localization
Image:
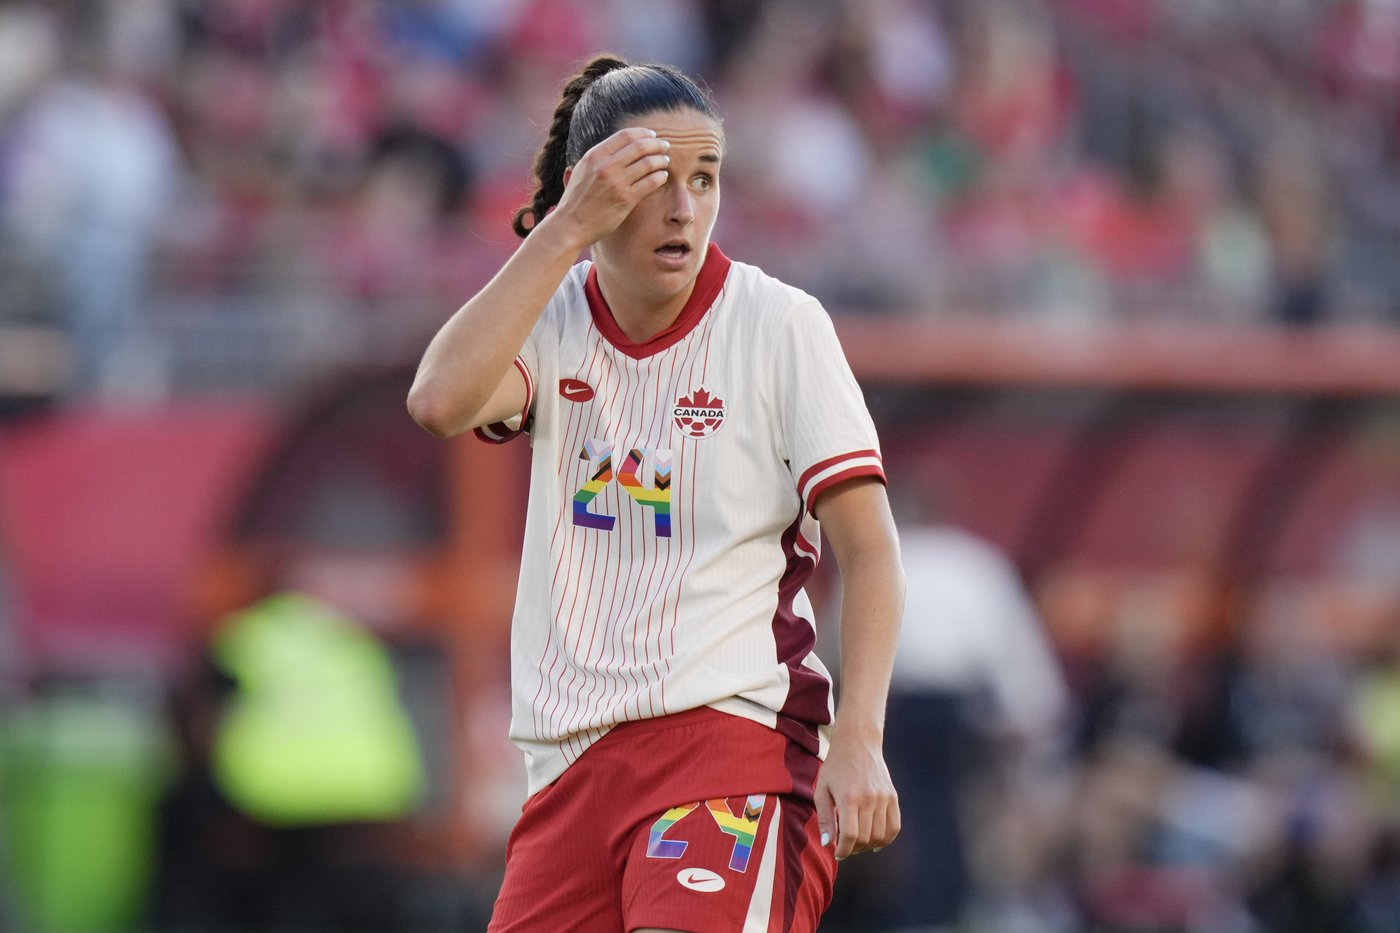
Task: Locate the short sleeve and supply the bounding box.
[779,300,885,512]
[472,331,539,444]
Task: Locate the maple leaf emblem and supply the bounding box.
[680,387,722,409]
[674,386,726,438]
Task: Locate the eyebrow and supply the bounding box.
[698,153,720,165]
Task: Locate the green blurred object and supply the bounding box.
[211,592,425,826]
[1354,664,1400,817]
[0,691,169,932]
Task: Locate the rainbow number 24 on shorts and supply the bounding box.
[646,794,766,872]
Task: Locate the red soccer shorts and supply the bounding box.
[487,707,837,932]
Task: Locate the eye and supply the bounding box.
[690,174,714,192]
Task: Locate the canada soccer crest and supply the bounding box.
[674,386,726,438]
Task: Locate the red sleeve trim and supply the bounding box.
[797,448,880,491]
[471,356,533,445]
[806,463,887,512]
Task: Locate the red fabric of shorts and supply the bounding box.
[487,708,835,932]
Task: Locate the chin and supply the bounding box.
[656,263,700,291]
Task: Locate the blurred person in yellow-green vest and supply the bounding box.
[149,593,425,931]
[209,592,424,826]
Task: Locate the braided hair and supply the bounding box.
[512,54,721,239]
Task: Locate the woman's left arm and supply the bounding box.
[813,476,905,860]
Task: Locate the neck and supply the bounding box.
[593,270,697,344]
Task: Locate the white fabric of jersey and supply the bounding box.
[478,245,885,795]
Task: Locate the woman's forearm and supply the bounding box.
[407,214,586,437]
[832,543,904,738]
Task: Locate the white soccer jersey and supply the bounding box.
[477,244,885,794]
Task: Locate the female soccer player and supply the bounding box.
[408,54,904,932]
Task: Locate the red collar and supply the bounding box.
[584,243,732,359]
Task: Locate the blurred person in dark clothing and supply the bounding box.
[149,655,259,931]
[830,484,1070,932]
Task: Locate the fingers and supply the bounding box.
[573,131,670,196]
[830,790,900,860]
[879,798,901,850]
[815,786,836,854]
[586,129,671,177]
[816,736,900,861]
[593,125,661,157]
[834,798,866,861]
[615,139,671,193]
[623,150,671,189]
[553,129,670,240]
[867,797,899,853]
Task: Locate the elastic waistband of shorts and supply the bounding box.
[604,705,735,739]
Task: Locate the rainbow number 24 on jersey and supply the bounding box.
[572,440,673,536]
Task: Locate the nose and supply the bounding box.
[666,180,694,226]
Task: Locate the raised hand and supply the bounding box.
[551,127,672,247]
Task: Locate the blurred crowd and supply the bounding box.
[855,543,1400,933]
[7,2,1400,932]
[812,476,1400,933]
[4,0,1400,396]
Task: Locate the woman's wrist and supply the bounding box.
[830,706,886,743]
[532,209,593,258]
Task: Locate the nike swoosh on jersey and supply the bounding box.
[559,378,595,402]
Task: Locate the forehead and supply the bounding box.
[622,109,724,158]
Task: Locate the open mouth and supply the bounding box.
[655,242,691,260]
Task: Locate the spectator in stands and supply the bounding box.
[1254,136,1335,326]
[3,0,180,396]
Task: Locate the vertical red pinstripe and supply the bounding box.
[628,345,682,720]
[531,334,607,739]
[576,341,640,733]
[638,343,682,714]
[538,332,612,740]
[549,346,622,740]
[618,321,702,718]
[586,351,656,726]
[530,336,594,738]
[618,349,663,718]
[655,308,718,703]
[632,331,696,716]
[559,352,619,760]
[617,334,686,718]
[569,348,645,737]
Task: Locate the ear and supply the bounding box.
[563,165,574,187]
